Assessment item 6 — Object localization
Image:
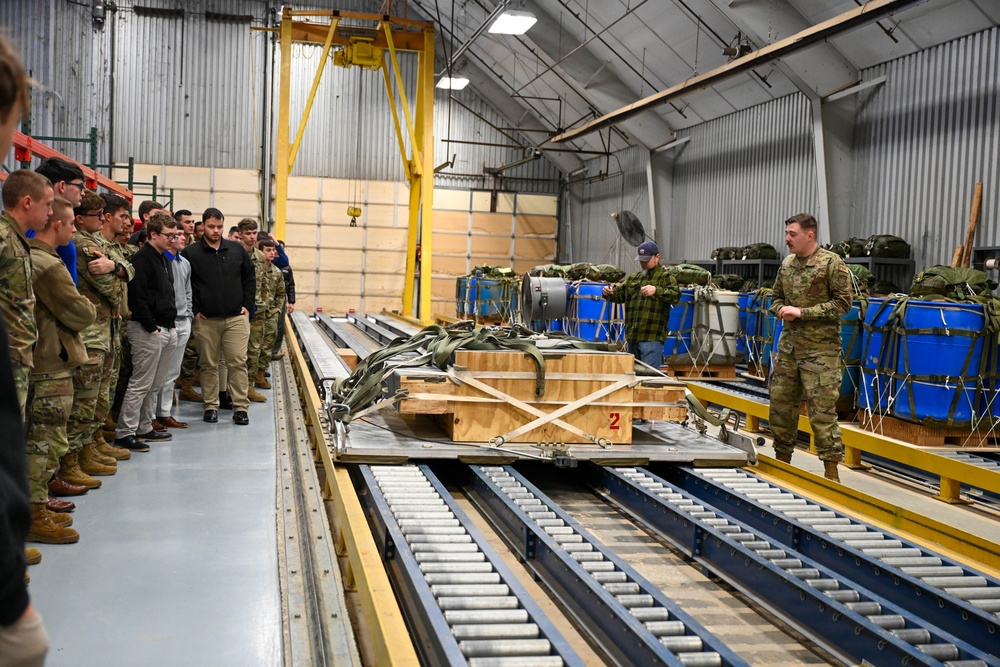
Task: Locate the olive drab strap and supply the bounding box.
[327,323,618,424]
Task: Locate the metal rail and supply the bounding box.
[369,312,422,339]
[467,465,747,667]
[591,466,995,666]
[290,311,351,400]
[355,464,585,667]
[659,465,1000,656]
[347,313,404,347]
[314,312,383,359]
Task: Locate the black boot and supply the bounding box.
[219,391,233,410]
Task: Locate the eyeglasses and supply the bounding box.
[165,233,184,240]
[77,212,102,218]
[65,182,85,191]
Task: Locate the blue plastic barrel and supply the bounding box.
[858,298,896,412]
[769,318,784,380]
[571,281,612,341]
[466,277,501,317]
[547,319,563,333]
[456,276,467,317]
[892,300,986,424]
[663,288,695,358]
[982,345,1000,420]
[840,301,863,398]
[737,292,752,357]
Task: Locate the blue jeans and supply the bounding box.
[628,341,663,371]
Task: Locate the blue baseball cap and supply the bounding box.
[635,241,659,261]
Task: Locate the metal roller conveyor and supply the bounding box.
[355,464,585,667]
[662,466,1000,654]
[289,311,351,399]
[468,465,748,667]
[346,313,404,346]
[314,312,382,359]
[596,467,997,667]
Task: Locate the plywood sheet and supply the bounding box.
[214,193,259,219]
[432,255,468,277]
[163,165,212,191]
[319,271,362,295]
[433,210,470,233]
[363,203,398,228]
[434,189,470,210]
[514,236,556,260]
[133,164,161,183]
[366,181,397,204]
[365,297,401,315]
[432,232,469,256]
[213,168,260,192]
[515,194,558,216]
[515,214,557,237]
[471,234,511,257]
[471,191,492,212]
[367,250,407,273]
[363,228,408,252]
[513,259,541,275]
[173,191,212,214]
[319,225,363,250]
[284,245,317,269]
[321,178,352,202]
[286,199,319,223]
[494,192,516,214]
[471,212,512,236]
[284,222,318,248]
[364,272,406,295]
[316,295,361,314]
[432,276,459,300]
[287,176,320,198]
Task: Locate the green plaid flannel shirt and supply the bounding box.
[605,264,680,343]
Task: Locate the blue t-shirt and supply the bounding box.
[24,231,78,286]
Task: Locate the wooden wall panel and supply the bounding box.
[365,273,406,295]
[364,228,408,252]
[367,250,407,274]
[516,194,558,216]
[434,189,470,210]
[514,237,556,260]
[433,256,469,276]
[173,191,212,214]
[513,259,540,275]
[320,178,351,201]
[494,192,515,213]
[213,169,260,192]
[432,233,468,256]
[286,199,319,223]
[471,191,492,212]
[319,226,363,250]
[471,234,511,257]
[284,222,317,247]
[319,271,361,295]
[471,212,511,235]
[163,166,211,190]
[366,181,397,204]
[287,176,320,197]
[434,210,470,232]
[364,203,398,228]
[432,277,457,299]
[515,214,557,237]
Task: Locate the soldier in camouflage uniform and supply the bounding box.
[62,192,137,490]
[109,220,139,429]
[769,213,852,482]
[249,238,286,391]
[237,218,269,403]
[26,198,95,544]
[0,171,53,416]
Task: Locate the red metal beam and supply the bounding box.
[3,130,133,203]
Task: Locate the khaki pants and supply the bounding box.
[193,315,250,410]
[0,608,49,667]
[116,321,178,438]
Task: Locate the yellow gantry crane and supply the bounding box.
[274,8,435,322]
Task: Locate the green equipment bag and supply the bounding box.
[741,243,779,260]
[909,265,998,299]
[824,243,845,257]
[865,234,910,258]
[847,264,873,295]
[565,263,591,281]
[711,246,738,260]
[713,274,743,291]
[738,278,759,293]
[871,279,900,296]
[666,263,711,286]
[832,237,867,258]
[585,264,626,283]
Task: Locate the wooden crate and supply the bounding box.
[665,363,737,379]
[395,349,686,444]
[856,411,1000,447]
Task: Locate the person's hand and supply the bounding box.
[20,603,36,621]
[778,306,802,321]
[602,286,612,297]
[87,249,116,275]
[287,303,295,314]
[640,284,656,297]
[195,313,207,320]
[240,307,250,317]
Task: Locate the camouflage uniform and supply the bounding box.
[27,240,96,502]
[248,262,286,378]
[111,242,138,419]
[768,246,852,462]
[245,247,268,373]
[67,230,134,454]
[0,212,37,417]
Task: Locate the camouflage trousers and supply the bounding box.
[26,371,73,503]
[112,322,132,419]
[768,344,844,462]
[179,335,199,380]
[100,336,124,428]
[67,349,112,455]
[11,358,30,422]
[247,312,279,378]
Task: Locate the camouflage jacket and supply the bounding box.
[116,242,138,320]
[250,247,267,308]
[29,240,96,374]
[770,246,851,350]
[262,263,286,318]
[74,230,134,351]
[0,212,37,367]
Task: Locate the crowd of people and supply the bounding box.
[0,36,296,666]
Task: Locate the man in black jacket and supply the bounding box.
[113,213,179,451]
[181,208,255,425]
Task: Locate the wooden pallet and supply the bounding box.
[394,349,687,444]
[856,411,1000,447]
[665,363,737,379]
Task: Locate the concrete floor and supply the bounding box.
[28,388,282,667]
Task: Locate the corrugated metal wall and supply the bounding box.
[853,26,1000,268]
[563,145,650,268]
[668,94,818,263]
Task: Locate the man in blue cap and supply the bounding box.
[603,240,680,371]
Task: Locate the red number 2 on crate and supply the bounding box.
[609,412,620,430]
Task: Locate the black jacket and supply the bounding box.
[128,244,177,333]
[181,237,255,318]
[0,317,30,626]
[279,263,295,305]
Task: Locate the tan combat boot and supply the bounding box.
[254,372,271,390]
[178,378,203,402]
[83,440,118,467]
[59,452,102,489]
[25,547,41,565]
[45,505,73,527]
[248,387,268,403]
[774,450,793,464]
[79,444,117,477]
[27,503,79,544]
[823,460,841,483]
[96,431,131,461]
[272,351,284,360]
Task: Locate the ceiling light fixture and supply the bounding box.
[436,76,470,90]
[488,10,537,35]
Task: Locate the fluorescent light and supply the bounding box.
[436,76,470,90]
[488,10,537,35]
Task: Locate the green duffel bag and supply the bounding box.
[871,280,900,296]
[847,264,873,294]
[741,243,779,260]
[824,243,845,257]
[832,237,867,258]
[909,265,998,299]
[738,278,759,293]
[565,263,592,281]
[666,263,712,286]
[711,246,739,260]
[713,274,744,291]
[865,234,910,258]
[586,264,626,283]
